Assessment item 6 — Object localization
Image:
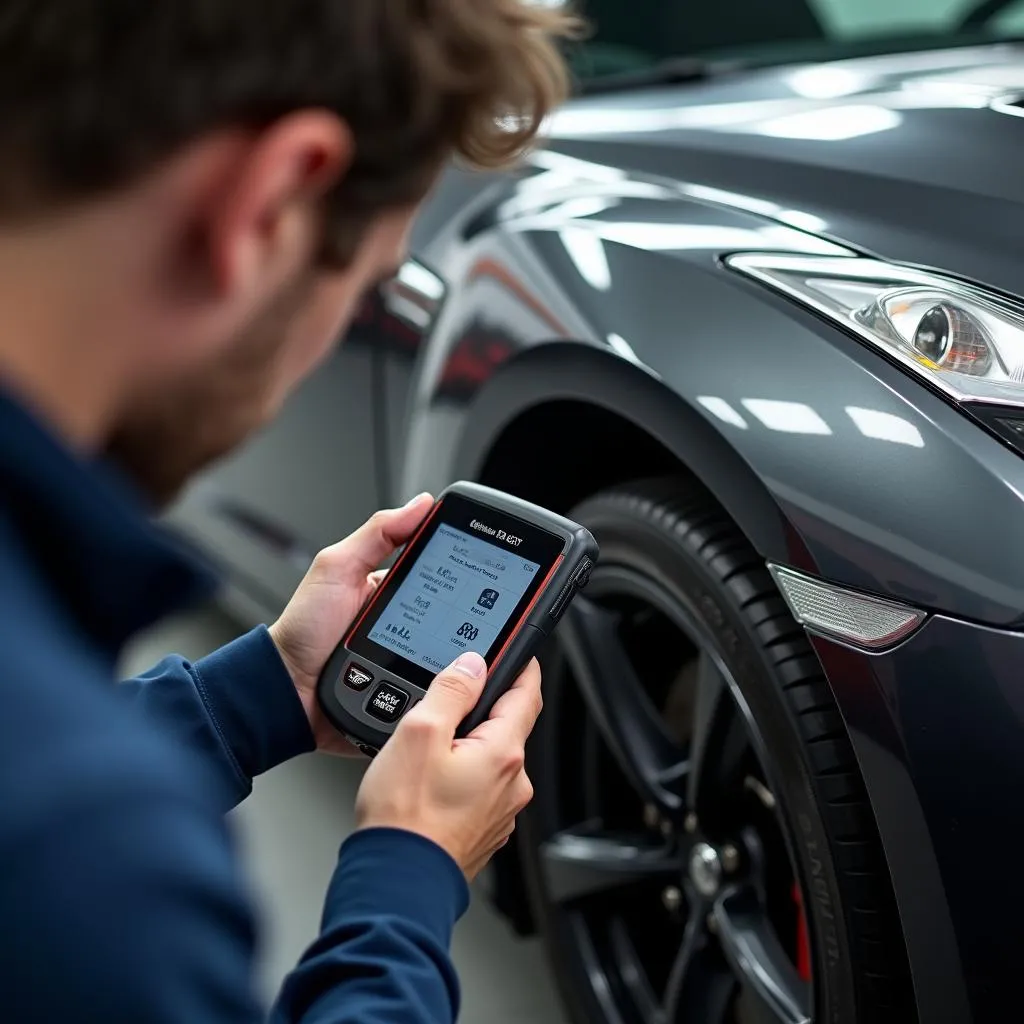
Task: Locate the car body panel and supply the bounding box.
[812,614,1024,1024]
[400,153,1024,630]
[547,44,1024,297]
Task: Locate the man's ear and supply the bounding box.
[206,111,352,302]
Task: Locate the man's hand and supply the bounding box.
[355,651,542,880]
[269,494,435,756]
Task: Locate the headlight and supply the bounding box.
[725,253,1024,408]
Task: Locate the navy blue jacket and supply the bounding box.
[0,389,469,1022]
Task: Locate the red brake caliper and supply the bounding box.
[792,882,812,982]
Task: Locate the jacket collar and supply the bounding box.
[0,387,216,657]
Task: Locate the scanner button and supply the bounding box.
[344,663,374,691]
[366,682,410,724]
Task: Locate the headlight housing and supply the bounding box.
[725,253,1024,409]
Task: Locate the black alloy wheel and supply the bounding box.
[519,478,914,1024]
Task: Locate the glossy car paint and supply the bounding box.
[167,44,1024,1023]
[811,619,1024,1024]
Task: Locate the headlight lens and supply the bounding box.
[726,253,1024,407]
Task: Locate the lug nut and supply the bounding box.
[721,843,741,874]
[662,886,683,913]
[684,812,698,834]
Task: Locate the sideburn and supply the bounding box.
[102,273,317,510]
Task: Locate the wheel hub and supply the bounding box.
[688,841,723,898]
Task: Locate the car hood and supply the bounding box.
[545,44,1024,298]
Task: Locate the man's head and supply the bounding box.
[0,0,578,503]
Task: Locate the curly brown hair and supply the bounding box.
[0,0,583,263]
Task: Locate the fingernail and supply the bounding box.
[451,651,486,678]
[403,492,432,509]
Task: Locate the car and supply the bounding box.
[167,3,1024,1022]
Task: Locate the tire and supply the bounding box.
[520,476,914,1024]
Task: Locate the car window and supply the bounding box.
[561,0,1024,81]
[813,0,1023,35]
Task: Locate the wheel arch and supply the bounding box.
[452,341,804,935]
[452,341,800,567]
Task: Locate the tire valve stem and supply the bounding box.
[661,886,683,914]
[643,804,660,830]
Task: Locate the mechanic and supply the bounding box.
[0,2,578,1022]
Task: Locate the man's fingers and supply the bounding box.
[411,651,488,739]
[312,494,433,583]
[473,659,543,746]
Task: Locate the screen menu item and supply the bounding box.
[366,522,542,675]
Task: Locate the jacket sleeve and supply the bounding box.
[0,742,467,1024]
[273,828,469,1024]
[119,625,316,810]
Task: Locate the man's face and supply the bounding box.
[103,206,415,508]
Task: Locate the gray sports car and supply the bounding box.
[169,2,1024,1022]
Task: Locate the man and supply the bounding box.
[0,2,578,1021]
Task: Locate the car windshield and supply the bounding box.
[563,0,1024,81]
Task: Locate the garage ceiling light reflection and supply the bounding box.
[845,407,925,448]
[697,396,749,429]
[606,332,645,367]
[741,399,832,435]
[553,221,846,256]
[559,227,611,290]
[756,105,902,141]
[786,66,873,100]
[698,395,926,449]
[683,184,829,234]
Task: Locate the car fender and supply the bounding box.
[404,177,1024,629]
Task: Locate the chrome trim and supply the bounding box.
[725,252,1024,408]
[768,563,927,651]
[380,257,446,332]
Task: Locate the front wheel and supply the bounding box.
[520,477,913,1024]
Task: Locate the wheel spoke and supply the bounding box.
[539,824,685,905]
[713,888,811,1024]
[686,652,747,821]
[661,898,707,1021]
[560,597,686,813]
[661,894,736,1024]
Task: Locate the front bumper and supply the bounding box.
[812,614,1024,1024]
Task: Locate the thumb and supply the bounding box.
[418,651,488,735]
[313,493,434,585]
